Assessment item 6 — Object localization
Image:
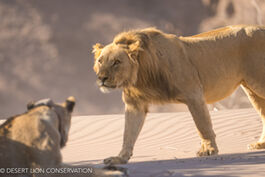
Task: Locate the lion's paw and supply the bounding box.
[248,142,265,150]
[197,140,218,157]
[104,156,128,165]
[197,147,218,156]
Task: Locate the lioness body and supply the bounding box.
[0,107,63,168]
[0,98,124,177]
[93,25,265,165]
[0,98,75,171]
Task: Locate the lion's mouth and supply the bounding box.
[98,81,117,93]
[99,82,116,89]
[103,84,116,89]
[99,85,116,93]
[97,79,116,88]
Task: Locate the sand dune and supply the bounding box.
[60,108,265,176]
[1,108,265,176]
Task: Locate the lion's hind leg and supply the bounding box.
[242,85,265,149]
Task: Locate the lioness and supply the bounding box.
[0,97,125,177]
[93,25,265,165]
[0,97,75,176]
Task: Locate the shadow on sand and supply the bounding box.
[116,151,265,177]
[72,151,265,177]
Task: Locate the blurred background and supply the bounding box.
[0,0,264,117]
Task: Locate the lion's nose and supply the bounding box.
[98,76,108,83]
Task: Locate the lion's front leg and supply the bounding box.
[186,95,218,156]
[104,103,147,165]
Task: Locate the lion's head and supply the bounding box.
[92,31,150,93]
[27,96,76,147]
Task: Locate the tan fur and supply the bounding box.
[0,97,74,175]
[93,43,104,59]
[0,97,123,177]
[93,25,265,165]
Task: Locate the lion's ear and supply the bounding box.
[115,37,144,63]
[92,43,104,59]
[127,40,143,63]
[128,40,144,53]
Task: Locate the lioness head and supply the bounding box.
[27,96,76,147]
[92,31,147,93]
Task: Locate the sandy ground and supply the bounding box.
[60,108,265,177]
[1,108,265,176]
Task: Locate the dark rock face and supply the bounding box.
[0,0,263,117]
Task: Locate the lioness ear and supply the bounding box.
[92,43,104,59]
[27,101,35,110]
[64,96,75,113]
[27,98,54,110]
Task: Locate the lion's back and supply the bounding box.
[187,25,265,40]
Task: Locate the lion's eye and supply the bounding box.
[113,60,121,66]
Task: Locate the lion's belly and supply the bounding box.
[204,81,241,103]
[200,68,242,104]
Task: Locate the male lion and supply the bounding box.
[93,25,265,165]
[0,97,125,177]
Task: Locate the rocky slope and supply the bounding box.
[0,0,264,117]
